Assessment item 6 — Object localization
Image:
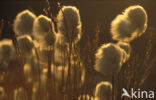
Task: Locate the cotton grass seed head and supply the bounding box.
[94,43,127,75]
[110,5,147,42]
[111,15,137,42]
[17,35,34,57]
[33,15,56,46]
[13,9,36,35]
[57,6,82,44]
[124,5,148,35]
[33,15,53,36]
[94,81,112,100]
[0,39,16,62]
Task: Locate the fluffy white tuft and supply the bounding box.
[94,81,112,100]
[33,15,56,46]
[110,5,147,42]
[57,6,82,43]
[33,15,53,36]
[0,40,16,62]
[111,15,137,42]
[17,35,34,57]
[94,43,127,75]
[13,10,36,35]
[124,5,148,35]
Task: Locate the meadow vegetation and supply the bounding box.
[0,1,155,100]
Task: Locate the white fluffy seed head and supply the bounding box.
[17,35,34,57]
[110,5,147,42]
[0,40,16,62]
[94,43,127,75]
[57,6,82,44]
[111,15,138,42]
[33,15,53,36]
[124,5,148,35]
[33,15,56,46]
[13,10,36,35]
[94,81,112,100]
[78,94,94,100]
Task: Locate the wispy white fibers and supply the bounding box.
[111,15,137,42]
[17,35,34,58]
[94,43,127,75]
[110,5,147,42]
[124,5,148,35]
[14,87,28,100]
[0,40,16,63]
[94,81,112,100]
[57,6,82,44]
[33,15,56,46]
[13,10,36,35]
[33,15,52,36]
[78,94,94,100]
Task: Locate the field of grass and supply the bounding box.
[0,0,156,100]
